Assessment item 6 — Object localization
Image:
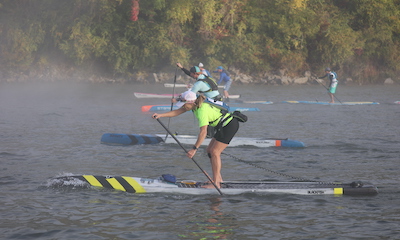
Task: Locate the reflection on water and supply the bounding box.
[178,197,236,240]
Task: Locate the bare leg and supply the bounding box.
[223,90,229,99]
[205,138,228,188]
[329,93,335,103]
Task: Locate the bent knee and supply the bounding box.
[208,150,221,158]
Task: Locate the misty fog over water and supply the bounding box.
[1,82,399,239]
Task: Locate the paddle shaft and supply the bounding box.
[317,80,342,104]
[170,67,178,111]
[156,118,223,195]
[165,67,178,140]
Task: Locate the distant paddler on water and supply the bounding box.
[176,62,222,102]
[317,67,341,104]
[214,66,232,102]
[198,62,212,78]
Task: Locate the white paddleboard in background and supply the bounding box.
[134,92,240,99]
[283,101,380,105]
[164,83,224,88]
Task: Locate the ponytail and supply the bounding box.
[194,95,206,109]
[182,94,205,111]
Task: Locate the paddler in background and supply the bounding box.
[199,62,212,78]
[214,66,232,102]
[152,90,240,189]
[176,63,224,138]
[318,67,338,103]
[176,62,222,101]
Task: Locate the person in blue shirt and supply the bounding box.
[319,67,338,103]
[214,66,232,101]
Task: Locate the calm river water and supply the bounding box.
[1,81,399,239]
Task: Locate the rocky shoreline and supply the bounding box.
[0,67,396,85]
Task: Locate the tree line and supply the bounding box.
[0,0,399,84]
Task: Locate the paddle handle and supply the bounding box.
[156,118,223,195]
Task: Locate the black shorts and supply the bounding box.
[214,118,239,144]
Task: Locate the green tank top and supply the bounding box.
[193,103,232,127]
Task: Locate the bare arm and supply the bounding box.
[152,107,187,119]
[176,62,191,77]
[186,125,208,158]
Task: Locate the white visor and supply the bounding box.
[175,90,197,108]
[175,101,185,108]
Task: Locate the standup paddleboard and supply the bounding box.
[134,92,240,99]
[141,105,260,112]
[134,92,180,98]
[100,133,305,148]
[232,100,273,104]
[283,101,380,105]
[164,83,191,88]
[49,174,378,196]
[164,83,224,88]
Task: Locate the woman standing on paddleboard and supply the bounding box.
[152,90,240,188]
[176,63,225,138]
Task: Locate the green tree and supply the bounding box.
[0,0,399,83]
[346,0,400,82]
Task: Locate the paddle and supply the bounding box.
[165,67,178,140]
[316,79,342,104]
[156,118,223,195]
